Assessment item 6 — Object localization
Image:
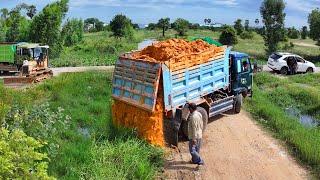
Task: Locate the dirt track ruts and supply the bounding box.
[163,111,308,180]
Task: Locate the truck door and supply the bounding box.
[232,56,253,95]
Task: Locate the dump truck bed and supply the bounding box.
[112,47,231,112]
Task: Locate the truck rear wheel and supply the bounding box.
[181,107,208,138]
[234,94,243,114]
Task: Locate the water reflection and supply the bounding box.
[285,107,319,128]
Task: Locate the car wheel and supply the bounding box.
[306,67,314,73]
[280,67,288,75]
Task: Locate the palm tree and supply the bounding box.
[0,8,9,20]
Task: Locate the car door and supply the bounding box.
[295,57,307,72]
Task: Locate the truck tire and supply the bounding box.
[234,94,243,114]
[181,107,208,138]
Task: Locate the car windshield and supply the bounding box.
[270,53,282,60]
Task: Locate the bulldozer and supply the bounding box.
[0,42,53,86]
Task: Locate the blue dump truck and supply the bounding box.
[112,46,253,146]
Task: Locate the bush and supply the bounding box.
[62,18,84,46]
[240,31,254,39]
[0,128,53,179]
[4,103,71,158]
[110,14,133,39]
[219,26,238,45]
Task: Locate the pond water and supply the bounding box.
[78,127,90,138]
[138,39,157,50]
[285,107,319,128]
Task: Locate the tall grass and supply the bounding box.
[245,72,320,176]
[0,72,164,179]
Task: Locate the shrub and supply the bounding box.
[240,31,254,39]
[4,103,71,158]
[62,18,84,46]
[219,25,238,45]
[0,128,53,179]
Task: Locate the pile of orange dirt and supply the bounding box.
[112,86,164,147]
[131,38,225,67]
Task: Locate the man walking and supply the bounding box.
[188,103,204,165]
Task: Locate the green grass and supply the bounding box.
[51,29,320,67]
[0,72,163,179]
[245,72,320,176]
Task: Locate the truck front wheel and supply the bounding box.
[234,94,243,114]
[181,107,208,138]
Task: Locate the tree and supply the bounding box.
[29,0,69,58]
[173,18,190,36]
[189,23,200,30]
[157,18,170,37]
[287,27,300,39]
[234,19,244,35]
[260,0,286,55]
[84,18,104,32]
[109,14,133,39]
[62,18,84,46]
[0,21,6,41]
[219,25,238,45]
[255,18,260,25]
[147,23,157,30]
[26,5,36,19]
[6,10,20,42]
[0,8,9,20]
[245,20,250,31]
[132,23,139,29]
[301,26,308,39]
[308,8,320,44]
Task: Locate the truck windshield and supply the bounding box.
[237,58,250,73]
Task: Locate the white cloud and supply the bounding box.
[70,0,239,8]
[286,0,319,13]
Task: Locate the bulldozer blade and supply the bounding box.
[3,77,34,84]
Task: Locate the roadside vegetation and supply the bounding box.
[245,72,320,176]
[0,72,163,179]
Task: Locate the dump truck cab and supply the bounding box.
[230,51,253,97]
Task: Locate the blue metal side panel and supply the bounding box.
[162,47,231,112]
[112,58,161,112]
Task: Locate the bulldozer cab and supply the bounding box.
[16,43,49,69]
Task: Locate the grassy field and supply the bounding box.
[51,29,320,67]
[0,72,163,179]
[245,72,320,176]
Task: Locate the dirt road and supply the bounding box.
[51,66,114,76]
[163,111,308,180]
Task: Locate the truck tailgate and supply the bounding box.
[112,58,161,112]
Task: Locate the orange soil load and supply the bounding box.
[131,39,225,71]
[112,86,164,147]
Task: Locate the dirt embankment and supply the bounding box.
[162,111,308,180]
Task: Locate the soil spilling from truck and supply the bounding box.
[112,84,164,146]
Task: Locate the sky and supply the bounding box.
[0,0,319,28]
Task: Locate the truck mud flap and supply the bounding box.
[209,96,234,117]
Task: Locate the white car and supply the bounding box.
[268,52,316,75]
